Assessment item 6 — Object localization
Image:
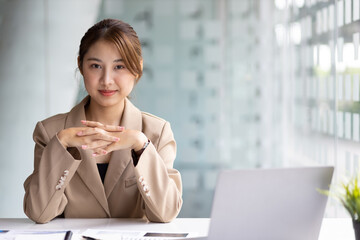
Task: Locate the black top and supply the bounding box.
[97,163,109,184]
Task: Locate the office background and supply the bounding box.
[0,0,356,218]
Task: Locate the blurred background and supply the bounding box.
[0,0,359,218]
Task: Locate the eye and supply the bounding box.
[91,64,101,69]
[115,65,125,70]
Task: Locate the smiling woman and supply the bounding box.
[22,19,183,224]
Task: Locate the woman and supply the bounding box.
[23,19,182,224]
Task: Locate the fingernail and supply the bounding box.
[114,137,120,141]
[81,120,86,124]
[81,145,88,149]
[77,131,83,136]
[103,150,107,154]
[92,153,97,157]
[118,126,124,130]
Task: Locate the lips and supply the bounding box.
[99,90,117,96]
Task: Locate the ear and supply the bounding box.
[77,56,83,75]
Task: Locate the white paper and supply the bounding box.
[345,112,351,139]
[338,0,344,27]
[345,74,351,101]
[353,113,359,141]
[345,0,352,24]
[354,0,360,21]
[354,32,360,60]
[6,230,76,240]
[354,74,360,101]
[82,229,199,239]
[338,75,343,100]
[338,111,344,138]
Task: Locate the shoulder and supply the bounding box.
[40,113,68,129]
[35,113,69,139]
[141,111,173,143]
[141,111,167,127]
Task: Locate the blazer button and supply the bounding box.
[143,185,149,192]
[138,176,144,183]
[64,170,69,176]
[55,184,61,190]
[141,181,147,187]
[145,192,150,197]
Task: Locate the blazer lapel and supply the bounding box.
[65,96,110,217]
[104,98,143,198]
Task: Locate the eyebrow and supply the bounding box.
[86,57,124,63]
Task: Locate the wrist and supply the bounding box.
[133,134,149,152]
[57,130,69,148]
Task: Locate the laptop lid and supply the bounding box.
[207,166,334,240]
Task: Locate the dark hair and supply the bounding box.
[78,19,143,82]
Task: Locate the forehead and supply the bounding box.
[85,39,122,60]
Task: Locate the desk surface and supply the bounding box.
[0,218,355,240]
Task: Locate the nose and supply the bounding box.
[100,68,114,86]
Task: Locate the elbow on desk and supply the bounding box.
[147,197,183,223]
[24,207,52,224]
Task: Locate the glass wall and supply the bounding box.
[273,0,360,217]
[0,0,356,218]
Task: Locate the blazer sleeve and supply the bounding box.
[134,121,183,223]
[23,121,81,223]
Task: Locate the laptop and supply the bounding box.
[193,166,334,240]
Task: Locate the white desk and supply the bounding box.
[0,218,354,239]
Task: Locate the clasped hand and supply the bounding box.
[58,120,147,157]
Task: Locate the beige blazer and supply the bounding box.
[23,96,182,224]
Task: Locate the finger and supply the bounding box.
[82,140,112,150]
[92,148,108,157]
[103,124,125,132]
[81,120,104,128]
[77,128,119,141]
[81,120,125,132]
[102,142,119,154]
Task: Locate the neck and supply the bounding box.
[85,98,125,126]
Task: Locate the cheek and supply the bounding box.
[115,75,136,89]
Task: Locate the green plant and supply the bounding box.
[319,175,360,221]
